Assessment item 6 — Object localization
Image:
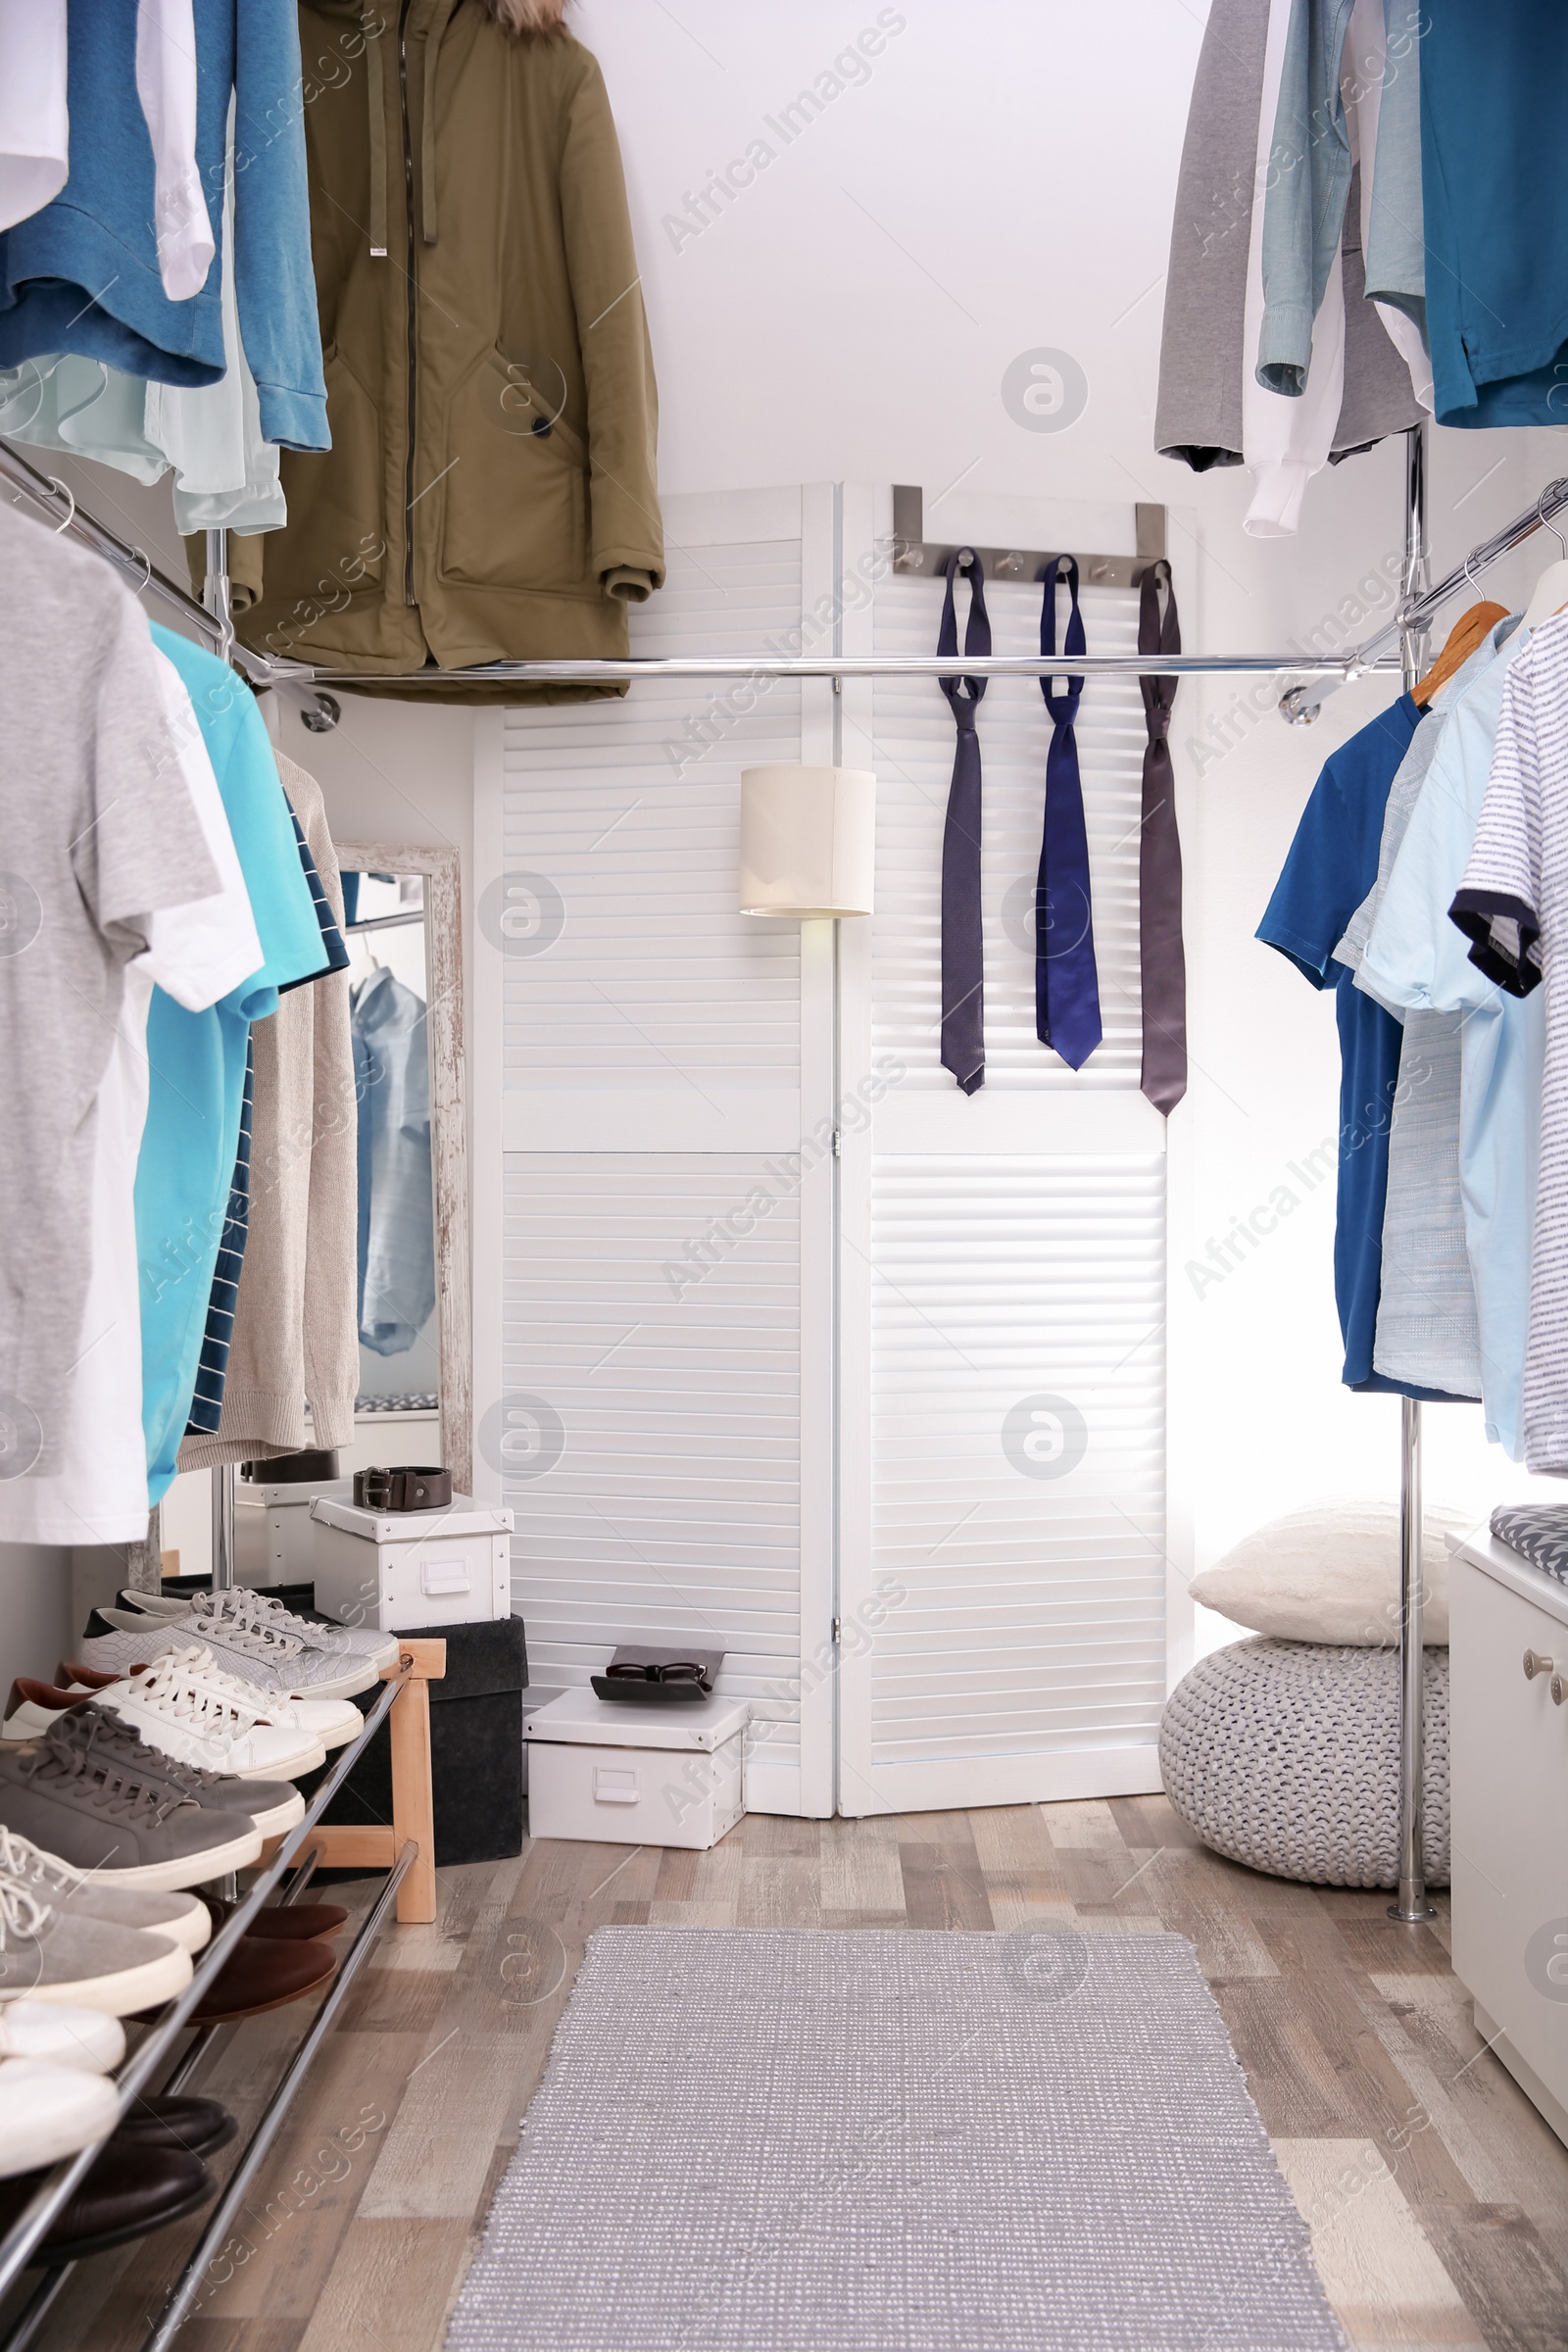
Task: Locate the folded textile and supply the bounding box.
[1491,1507,1568,1590]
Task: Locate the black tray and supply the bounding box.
[591,1675,710,1704]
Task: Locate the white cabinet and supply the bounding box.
[1450,1534,1568,2144]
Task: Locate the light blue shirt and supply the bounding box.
[136,629,326,1501]
[1358,622,1542,1458]
[353,968,435,1357]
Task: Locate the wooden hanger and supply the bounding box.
[1410,599,1508,707]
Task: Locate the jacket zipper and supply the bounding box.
[398,0,417,609]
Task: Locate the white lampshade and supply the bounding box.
[739,764,876,918]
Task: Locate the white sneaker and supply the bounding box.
[88,1600,375,1701]
[54,1650,363,1754]
[180,1588,393,1684]
[116,1648,362,1752]
[93,1649,326,1780]
[0,1998,123,2074]
[117,1584,400,1675]
[0,2058,120,2180]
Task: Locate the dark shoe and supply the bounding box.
[189,1934,338,2025]
[0,2142,215,2264]
[205,1893,348,1942]
[115,2094,235,2161]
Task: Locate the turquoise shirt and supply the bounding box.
[136,629,326,1502]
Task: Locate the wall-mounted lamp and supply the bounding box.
[738,764,876,918]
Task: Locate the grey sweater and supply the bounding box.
[1155,0,1421,470]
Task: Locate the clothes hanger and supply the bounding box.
[1523,494,1568,627]
[1409,555,1508,707]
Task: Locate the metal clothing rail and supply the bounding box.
[5,434,1566,699]
[1282,466,1568,723]
[0,442,270,683]
[0,1665,408,2312]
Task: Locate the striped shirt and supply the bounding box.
[1452,609,1568,1471]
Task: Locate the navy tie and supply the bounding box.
[1137,560,1187,1114]
[938,551,991,1095]
[1035,557,1102,1070]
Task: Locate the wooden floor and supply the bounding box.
[21,1796,1568,2352]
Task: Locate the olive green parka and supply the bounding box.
[220,0,663,701]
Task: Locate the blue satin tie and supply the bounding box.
[1035,557,1102,1070]
[938,551,991,1094]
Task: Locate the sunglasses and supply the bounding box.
[604,1660,711,1690]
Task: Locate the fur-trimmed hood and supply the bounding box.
[476,0,572,31]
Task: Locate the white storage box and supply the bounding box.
[524,1689,749,1849]
[310,1493,514,1632]
[235,1478,354,1585]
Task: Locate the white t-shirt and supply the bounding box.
[0,652,262,1544]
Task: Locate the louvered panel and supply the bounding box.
[501,539,804,1099]
[871,574,1146,1089]
[858,1153,1165,1790]
[503,1155,803,1768]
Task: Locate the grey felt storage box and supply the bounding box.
[309,1614,530,1869]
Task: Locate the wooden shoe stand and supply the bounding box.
[299,1637,446,1924]
[0,1642,447,2349]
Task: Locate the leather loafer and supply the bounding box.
[204,1894,348,1942]
[0,2142,215,2264]
[189,1934,338,2025]
[246,1902,347,1941]
[115,2094,235,2161]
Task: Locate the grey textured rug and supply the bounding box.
[447,1927,1345,2352]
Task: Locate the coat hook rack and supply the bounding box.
[890,484,1167,590]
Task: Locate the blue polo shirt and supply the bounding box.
[1256,694,1466,1398]
[136,629,327,1501]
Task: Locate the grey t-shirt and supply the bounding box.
[0,505,220,1477]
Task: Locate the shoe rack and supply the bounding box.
[0,1630,447,2350]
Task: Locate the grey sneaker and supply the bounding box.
[116,1586,399,1675]
[0,1873,193,2014]
[45,1709,305,1841]
[0,1723,261,1891]
[86,1601,375,1702]
[0,1826,210,1957]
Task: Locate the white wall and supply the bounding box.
[5,1,1559,1685]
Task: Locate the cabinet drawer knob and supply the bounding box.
[1552,1675,1567,1707]
[1524,1648,1555,1679]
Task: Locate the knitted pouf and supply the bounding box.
[1158,1638,1449,1888]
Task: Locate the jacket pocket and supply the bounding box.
[439,347,587,592]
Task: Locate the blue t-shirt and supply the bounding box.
[136,628,328,1501]
[1256,694,1464,1398]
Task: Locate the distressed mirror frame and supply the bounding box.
[336,840,472,1494]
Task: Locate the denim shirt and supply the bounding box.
[0,1,327,450]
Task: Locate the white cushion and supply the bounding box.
[1189,1501,1469,1645]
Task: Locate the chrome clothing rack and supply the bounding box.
[6,422,1555,1959]
[5,437,1566,701]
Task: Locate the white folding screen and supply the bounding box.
[474,482,1176,1822]
[475,488,838,1819]
[834,485,1170,1815]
